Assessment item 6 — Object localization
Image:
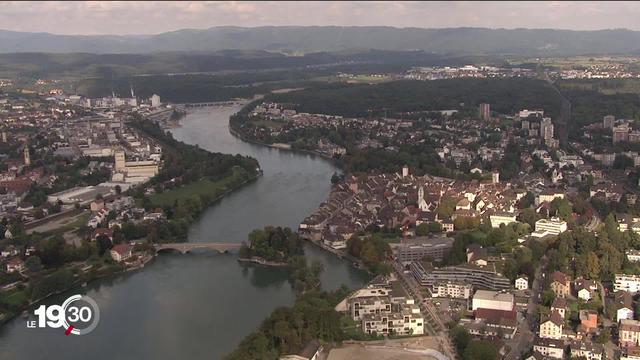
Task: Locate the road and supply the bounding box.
[391,261,457,360]
[504,255,548,360]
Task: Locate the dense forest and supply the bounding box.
[130,118,259,185]
[224,289,350,360]
[558,80,640,127]
[239,226,304,263]
[267,78,564,118]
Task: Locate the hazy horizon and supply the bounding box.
[2,1,640,36]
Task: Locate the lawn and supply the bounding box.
[251,118,285,129]
[150,167,247,207]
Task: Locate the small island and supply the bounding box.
[238,226,304,267]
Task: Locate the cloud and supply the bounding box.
[1,1,640,35]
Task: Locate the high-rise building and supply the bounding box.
[479,103,491,120]
[613,124,630,143]
[23,145,30,166]
[540,117,554,141]
[603,115,615,129]
[150,94,161,107]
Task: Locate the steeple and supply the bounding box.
[23,144,30,166]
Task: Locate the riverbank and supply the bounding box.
[237,257,288,267]
[0,251,156,326]
[227,120,339,163]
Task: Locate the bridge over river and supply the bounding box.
[154,242,242,254]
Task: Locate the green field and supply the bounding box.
[251,119,286,129]
[150,168,247,207]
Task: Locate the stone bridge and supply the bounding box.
[154,242,241,254]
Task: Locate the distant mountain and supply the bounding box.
[1,27,640,56]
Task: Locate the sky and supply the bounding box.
[1,1,640,35]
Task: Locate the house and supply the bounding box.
[620,319,640,347]
[515,275,529,290]
[551,298,568,319]
[578,310,598,333]
[90,199,105,212]
[92,228,114,242]
[569,340,604,360]
[614,291,635,322]
[0,245,19,258]
[539,311,564,340]
[5,257,24,273]
[532,337,565,359]
[575,278,597,301]
[110,244,132,262]
[550,271,571,298]
[466,244,488,267]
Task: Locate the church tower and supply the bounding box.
[23,145,30,166]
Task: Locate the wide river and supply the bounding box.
[0,104,369,360]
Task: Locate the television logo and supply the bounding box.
[27,294,100,336]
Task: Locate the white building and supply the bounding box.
[150,94,161,107]
[533,337,564,359]
[532,217,568,237]
[472,290,514,312]
[615,274,640,294]
[627,249,640,262]
[515,276,529,290]
[489,212,517,228]
[431,282,473,299]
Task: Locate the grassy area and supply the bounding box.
[251,119,286,129]
[0,289,28,308]
[150,167,247,207]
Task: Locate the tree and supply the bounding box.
[450,326,471,356]
[96,234,113,256]
[550,198,572,222]
[585,251,601,280]
[24,256,43,273]
[463,340,498,360]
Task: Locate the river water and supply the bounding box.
[0,105,369,360]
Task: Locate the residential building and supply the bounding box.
[362,306,424,336]
[394,236,454,264]
[620,319,640,347]
[110,244,132,262]
[614,124,630,143]
[569,340,604,360]
[550,271,571,298]
[412,262,511,291]
[615,274,640,294]
[614,290,635,322]
[489,211,517,228]
[431,282,473,299]
[533,217,568,237]
[603,114,615,129]
[532,337,565,359]
[540,117,554,141]
[539,311,564,340]
[515,276,529,290]
[479,103,491,121]
[551,298,567,319]
[5,257,24,273]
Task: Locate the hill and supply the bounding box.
[1,27,640,56]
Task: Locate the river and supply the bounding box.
[0,104,369,360]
